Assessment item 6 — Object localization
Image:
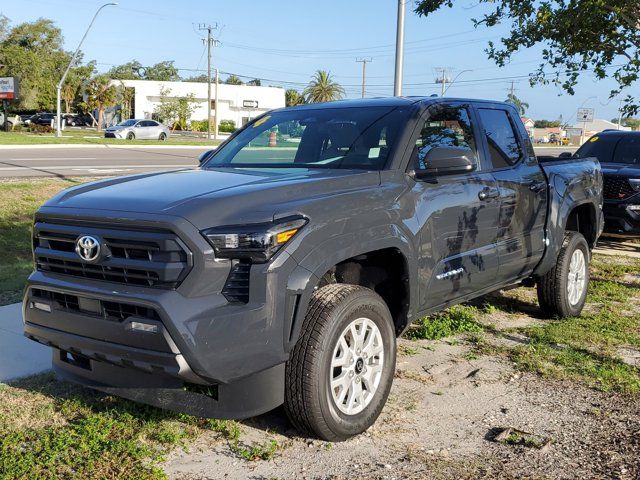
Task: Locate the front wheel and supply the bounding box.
[159,132,167,141]
[284,284,396,441]
[537,231,590,318]
[126,132,135,140]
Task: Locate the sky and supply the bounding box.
[0,0,630,123]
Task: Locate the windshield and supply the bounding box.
[118,119,138,127]
[203,106,409,170]
[575,134,640,165]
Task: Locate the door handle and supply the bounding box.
[528,181,546,192]
[478,187,500,201]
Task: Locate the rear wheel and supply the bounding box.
[537,231,590,318]
[126,132,135,140]
[284,284,396,441]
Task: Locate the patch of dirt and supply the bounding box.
[164,338,640,480]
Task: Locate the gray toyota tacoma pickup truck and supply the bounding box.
[23,97,603,441]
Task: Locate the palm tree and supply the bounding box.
[303,70,345,103]
[225,75,243,85]
[285,89,305,107]
[505,93,529,115]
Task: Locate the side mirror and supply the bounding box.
[198,149,215,165]
[558,151,573,158]
[411,146,476,180]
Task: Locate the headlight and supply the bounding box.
[629,179,640,192]
[202,217,307,262]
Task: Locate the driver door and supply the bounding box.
[408,103,501,309]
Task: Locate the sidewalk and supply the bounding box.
[0,303,51,383]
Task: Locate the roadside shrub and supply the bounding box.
[190,120,208,132]
[29,124,52,134]
[219,119,236,133]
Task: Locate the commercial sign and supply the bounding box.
[0,77,18,100]
[576,107,594,123]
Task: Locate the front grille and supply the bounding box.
[104,132,116,138]
[222,261,251,303]
[34,221,191,289]
[603,176,635,200]
[32,288,160,322]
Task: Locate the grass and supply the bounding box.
[0,178,87,305]
[405,304,485,340]
[0,130,221,146]
[0,374,281,479]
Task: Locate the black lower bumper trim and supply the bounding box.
[53,359,285,420]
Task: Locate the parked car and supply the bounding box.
[104,119,170,140]
[562,131,640,237]
[29,113,56,127]
[23,97,603,441]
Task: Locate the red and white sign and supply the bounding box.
[0,77,17,100]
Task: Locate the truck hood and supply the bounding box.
[44,167,381,227]
[600,163,640,177]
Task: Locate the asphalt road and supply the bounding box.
[0,145,579,178]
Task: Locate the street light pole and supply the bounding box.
[442,69,472,96]
[393,0,406,96]
[56,2,117,137]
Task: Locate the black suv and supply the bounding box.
[572,131,640,237]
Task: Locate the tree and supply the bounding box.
[61,62,96,113]
[225,75,243,85]
[107,60,144,80]
[247,78,261,86]
[534,120,561,128]
[0,18,74,110]
[303,70,345,103]
[144,61,180,81]
[153,87,197,130]
[415,1,640,115]
[505,93,529,115]
[285,89,305,107]
[184,74,209,83]
[611,117,640,130]
[82,75,117,131]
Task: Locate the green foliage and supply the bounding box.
[190,119,208,132]
[184,74,209,83]
[246,78,262,86]
[415,0,640,115]
[611,117,640,130]
[219,119,236,133]
[406,305,483,340]
[225,75,243,85]
[108,60,180,82]
[153,87,197,130]
[285,89,305,107]
[0,18,74,111]
[534,119,561,128]
[505,93,529,115]
[81,75,117,131]
[303,70,345,103]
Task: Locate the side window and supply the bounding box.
[613,137,640,165]
[414,105,477,170]
[477,109,522,168]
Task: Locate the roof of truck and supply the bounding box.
[280,96,510,111]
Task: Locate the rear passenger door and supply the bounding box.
[476,106,548,282]
[409,103,501,309]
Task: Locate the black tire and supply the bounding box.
[284,284,396,441]
[537,231,590,318]
[126,132,135,140]
[159,132,167,141]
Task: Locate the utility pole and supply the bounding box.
[356,57,372,98]
[214,68,219,139]
[508,80,516,98]
[393,0,405,96]
[434,68,451,96]
[198,23,218,141]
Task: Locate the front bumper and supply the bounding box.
[603,199,640,237]
[22,207,314,419]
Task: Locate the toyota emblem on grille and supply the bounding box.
[75,235,101,262]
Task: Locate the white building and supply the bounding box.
[572,118,631,138]
[111,79,285,127]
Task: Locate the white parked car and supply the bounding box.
[105,119,170,140]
